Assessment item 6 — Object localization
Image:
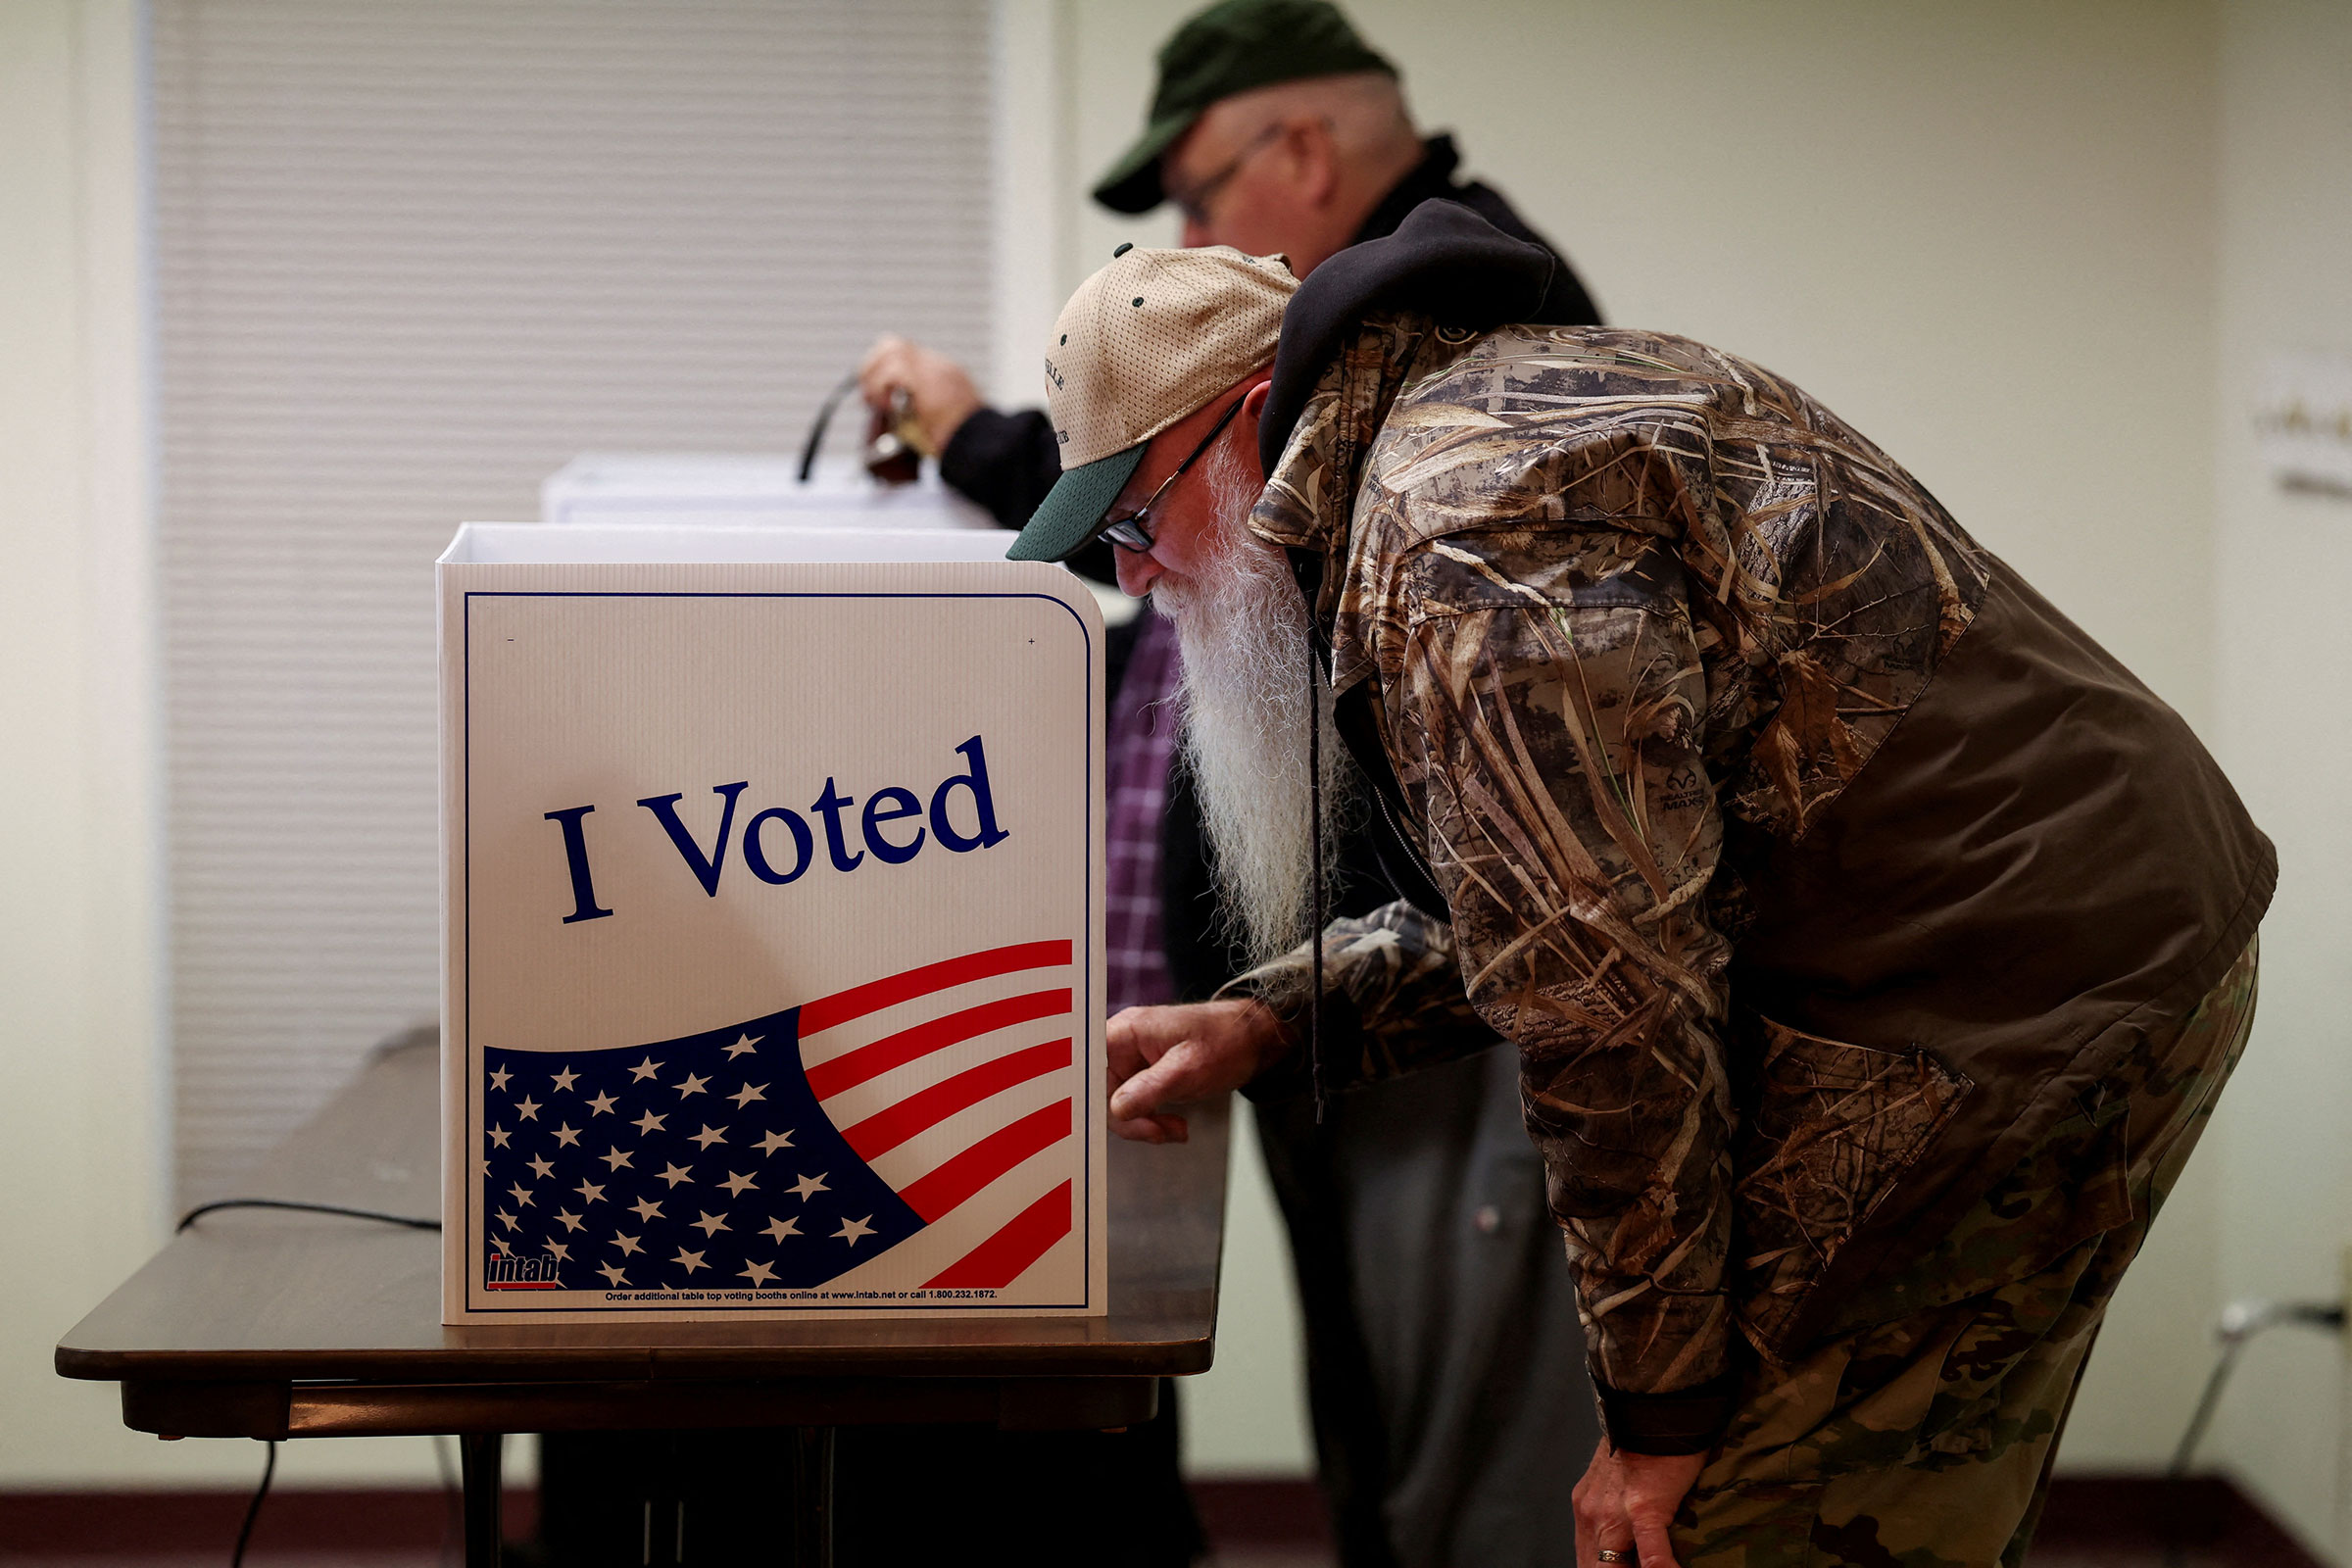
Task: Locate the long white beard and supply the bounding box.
[1153,442,1355,967]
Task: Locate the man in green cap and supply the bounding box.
[859,5,1606,1565]
[859,0,1596,508]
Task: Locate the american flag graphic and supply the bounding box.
[478,939,1080,1297]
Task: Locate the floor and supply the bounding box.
[0,1543,2256,1567]
[2029,1550,2247,1568]
[0,1478,2292,1568]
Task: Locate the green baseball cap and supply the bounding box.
[1091,0,1396,217]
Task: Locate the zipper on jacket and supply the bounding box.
[1370,771,1443,905]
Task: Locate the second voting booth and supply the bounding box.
[438,520,1106,1323]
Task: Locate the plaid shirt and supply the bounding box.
[1104,606,1183,1014]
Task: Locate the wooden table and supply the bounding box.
[56,1032,1227,1565]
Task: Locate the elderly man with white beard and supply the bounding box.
[1007,206,2272,1568]
[861,7,1609,1560]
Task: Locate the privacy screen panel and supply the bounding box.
[151,0,994,1201]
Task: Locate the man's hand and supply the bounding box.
[1105,998,1290,1143]
[857,334,983,456]
[1573,1441,1706,1568]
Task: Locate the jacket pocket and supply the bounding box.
[1733,1015,1971,1355]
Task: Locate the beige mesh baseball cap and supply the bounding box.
[1008,243,1298,563]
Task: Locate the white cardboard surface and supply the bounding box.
[539,454,999,530]
[438,523,1105,1322]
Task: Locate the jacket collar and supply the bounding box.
[1256,198,1563,477]
[1249,309,1438,700]
[1250,311,1428,565]
[1349,133,1466,246]
[1250,199,1573,690]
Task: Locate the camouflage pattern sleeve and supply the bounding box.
[1393,534,1738,1403]
[1217,898,1497,1097]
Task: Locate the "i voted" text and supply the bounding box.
[539,735,1008,924]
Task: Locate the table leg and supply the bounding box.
[791,1426,834,1568]
[461,1432,503,1568]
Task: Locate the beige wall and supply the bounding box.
[1053,0,2235,1480]
[0,0,173,1486]
[0,0,440,1492]
[1068,0,2223,711]
[2209,1,2352,1555]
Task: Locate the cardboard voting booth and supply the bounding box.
[540,453,1142,629]
[539,454,997,530]
[437,522,1105,1323]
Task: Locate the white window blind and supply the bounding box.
[152,0,995,1202]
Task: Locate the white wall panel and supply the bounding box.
[2210,2,2352,1554]
[153,0,994,1202]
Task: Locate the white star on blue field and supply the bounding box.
[481,1008,921,1292]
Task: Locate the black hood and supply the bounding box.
[1258,198,1587,472]
[1257,203,1569,945]
[1256,200,1584,1095]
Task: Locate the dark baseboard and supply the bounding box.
[1189,1477,1332,1548]
[0,1485,536,1554]
[0,1473,2322,1561]
[2034,1475,2327,1567]
[1183,1473,2334,1560]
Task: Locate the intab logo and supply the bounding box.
[485,1249,563,1290]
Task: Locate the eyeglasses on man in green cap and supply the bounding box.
[1092,0,1396,217]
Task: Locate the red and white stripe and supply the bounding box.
[796,940,1078,1290]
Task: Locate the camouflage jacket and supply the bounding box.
[1230,310,2272,1446]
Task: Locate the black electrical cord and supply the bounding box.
[175,1199,441,1234]
[229,1440,277,1568]
[797,370,861,483]
[174,1198,435,1566]
[1306,614,1326,1127]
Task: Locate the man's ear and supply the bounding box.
[1238,377,1276,476]
[1287,115,1341,207]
